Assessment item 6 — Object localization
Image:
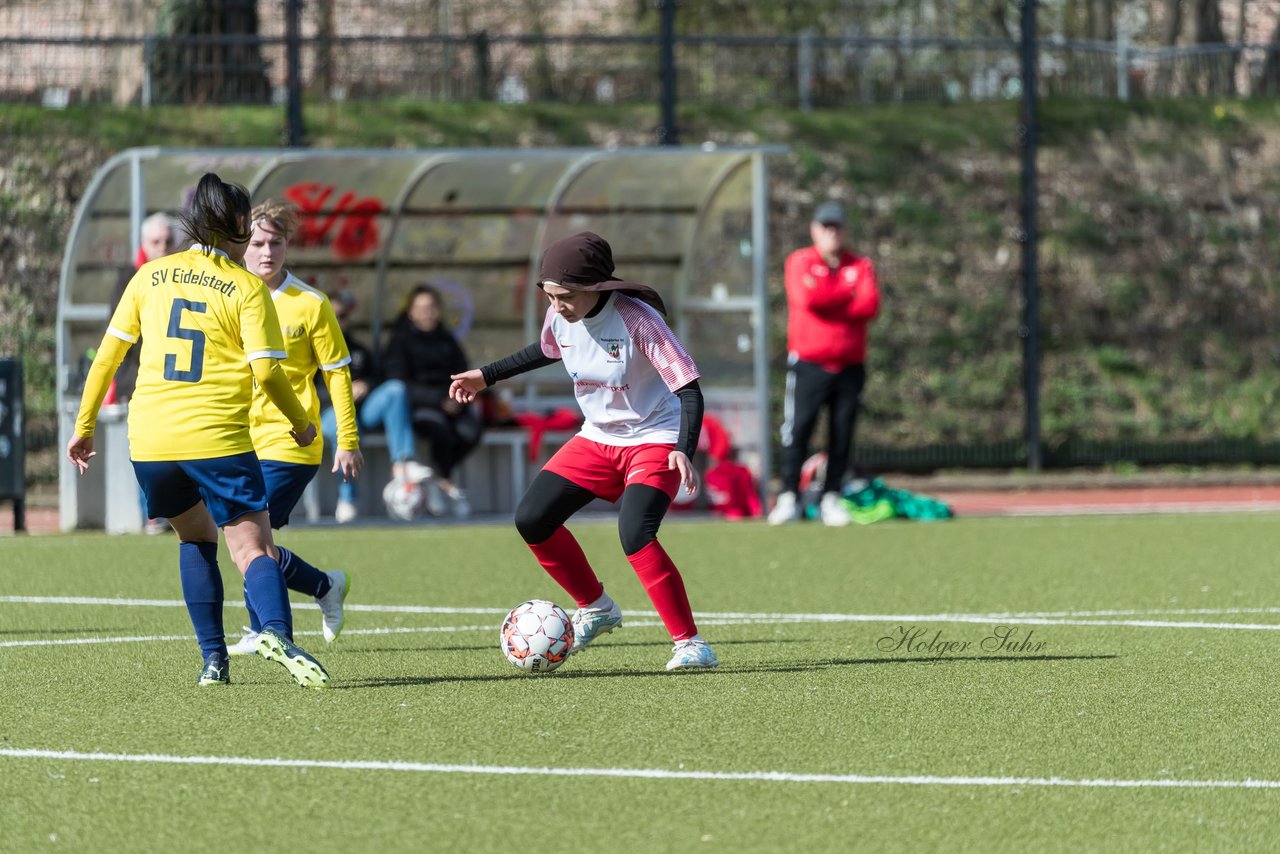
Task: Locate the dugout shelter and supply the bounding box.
[57,146,779,531]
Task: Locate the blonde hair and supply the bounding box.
[250,198,300,241]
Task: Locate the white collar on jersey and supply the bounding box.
[189,244,232,261]
[268,270,298,297]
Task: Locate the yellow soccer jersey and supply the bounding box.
[249,273,356,465]
[106,247,286,461]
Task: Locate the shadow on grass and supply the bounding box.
[332,637,801,655]
[331,652,1118,690]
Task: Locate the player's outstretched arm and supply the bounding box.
[449,369,487,404]
[454,342,561,404]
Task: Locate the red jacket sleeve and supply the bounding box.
[845,257,880,321]
[785,250,854,313]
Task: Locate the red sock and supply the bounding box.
[627,540,697,641]
[526,526,603,607]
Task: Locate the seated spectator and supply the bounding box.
[320,289,433,523]
[383,284,482,517]
[704,446,763,521]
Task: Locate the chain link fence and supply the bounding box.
[5,26,1280,108]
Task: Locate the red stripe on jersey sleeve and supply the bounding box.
[616,296,700,391]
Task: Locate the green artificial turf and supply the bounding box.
[4,513,1280,851]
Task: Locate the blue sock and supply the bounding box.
[179,541,225,658]
[242,555,293,640]
[243,586,262,634]
[277,546,332,599]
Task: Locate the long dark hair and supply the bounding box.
[178,172,252,250]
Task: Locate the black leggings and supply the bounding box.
[412,405,483,480]
[514,470,672,556]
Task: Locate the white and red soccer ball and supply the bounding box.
[500,599,574,673]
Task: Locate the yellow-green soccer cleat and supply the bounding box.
[256,629,330,689]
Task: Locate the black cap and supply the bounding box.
[812,201,845,226]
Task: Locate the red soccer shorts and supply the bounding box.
[543,435,680,503]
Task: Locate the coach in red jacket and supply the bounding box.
[770,201,881,527]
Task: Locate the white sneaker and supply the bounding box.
[570,599,624,653]
[666,638,720,671]
[335,500,358,524]
[423,478,446,517]
[227,627,261,656]
[444,485,470,519]
[403,461,435,484]
[820,492,851,527]
[316,570,349,642]
[768,491,800,526]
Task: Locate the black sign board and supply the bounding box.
[0,358,26,530]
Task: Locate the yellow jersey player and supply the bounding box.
[228,198,362,655]
[66,172,331,689]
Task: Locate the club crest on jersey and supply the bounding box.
[602,338,624,362]
[284,324,306,338]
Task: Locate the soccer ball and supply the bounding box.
[382,477,425,521]
[500,599,574,673]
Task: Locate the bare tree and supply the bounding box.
[1087,0,1116,40]
[1194,0,1232,93]
[314,0,334,98]
[1260,9,1280,93]
[149,0,271,104]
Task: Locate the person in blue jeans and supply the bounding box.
[321,290,432,522]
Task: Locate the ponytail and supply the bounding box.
[178,172,252,250]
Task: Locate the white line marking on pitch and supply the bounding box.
[8,597,1280,640]
[2,748,1278,790]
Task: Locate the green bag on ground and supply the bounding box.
[842,478,954,522]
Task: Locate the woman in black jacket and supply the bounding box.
[383,284,482,516]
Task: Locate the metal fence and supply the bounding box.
[4,32,1280,108]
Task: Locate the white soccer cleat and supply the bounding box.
[316,570,349,643]
[768,491,800,526]
[569,599,623,653]
[665,638,719,671]
[335,500,358,524]
[227,627,262,657]
[819,492,851,527]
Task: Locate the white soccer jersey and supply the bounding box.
[540,293,699,446]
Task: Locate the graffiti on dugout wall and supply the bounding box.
[284,182,384,260]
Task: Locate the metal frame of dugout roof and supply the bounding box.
[57,145,785,528]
